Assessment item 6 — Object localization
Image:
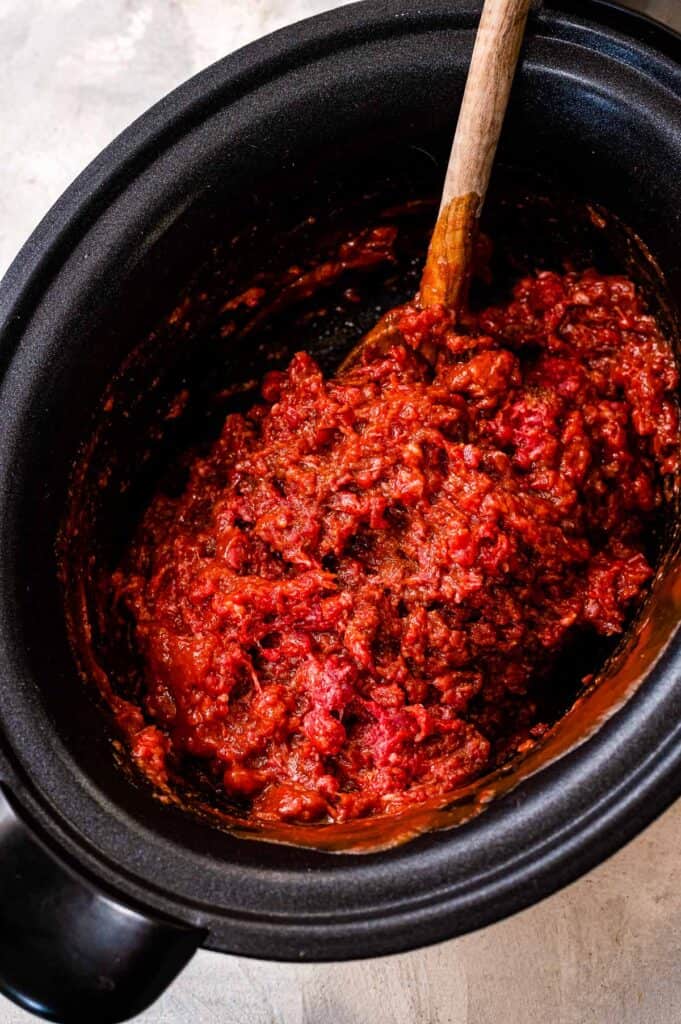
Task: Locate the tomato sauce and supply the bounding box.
[111,268,679,825]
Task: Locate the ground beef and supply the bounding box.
[112,268,679,824]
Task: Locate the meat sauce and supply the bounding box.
[111,265,679,826]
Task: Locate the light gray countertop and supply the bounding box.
[1,2,681,1022]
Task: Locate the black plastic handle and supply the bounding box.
[0,785,202,1023]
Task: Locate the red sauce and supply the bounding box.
[112,268,679,825]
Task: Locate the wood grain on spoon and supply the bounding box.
[339,0,531,375]
[420,0,532,310]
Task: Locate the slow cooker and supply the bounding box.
[0,2,680,1021]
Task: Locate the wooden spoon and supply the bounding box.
[339,0,532,374]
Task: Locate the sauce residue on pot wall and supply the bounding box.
[61,190,681,849]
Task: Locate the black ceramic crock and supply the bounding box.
[0,1,680,1021]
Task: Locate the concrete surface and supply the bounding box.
[1,1,681,1022]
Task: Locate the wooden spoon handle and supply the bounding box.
[420,0,532,310]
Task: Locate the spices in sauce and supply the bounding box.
[111,268,679,824]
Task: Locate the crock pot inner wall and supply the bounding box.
[1,5,680,887]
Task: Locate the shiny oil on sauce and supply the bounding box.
[106,241,680,828]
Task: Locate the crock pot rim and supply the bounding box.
[0,0,679,961]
